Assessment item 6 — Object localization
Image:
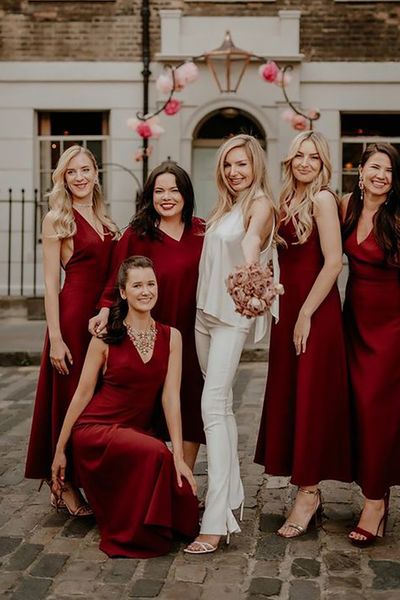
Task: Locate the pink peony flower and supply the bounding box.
[164,99,182,116]
[136,122,153,139]
[127,116,164,139]
[177,62,199,83]
[292,114,308,131]
[156,72,174,94]
[282,109,296,123]
[258,61,280,83]
[307,108,320,120]
[226,263,284,318]
[275,70,292,87]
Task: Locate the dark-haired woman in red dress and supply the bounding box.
[89,161,205,469]
[341,142,400,547]
[255,131,352,537]
[25,145,118,514]
[51,255,199,558]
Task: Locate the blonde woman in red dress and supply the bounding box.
[255,131,352,537]
[51,256,199,558]
[25,145,118,514]
[341,143,400,547]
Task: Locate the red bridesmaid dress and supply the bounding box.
[99,218,205,444]
[343,227,400,499]
[71,323,199,558]
[255,218,352,485]
[25,210,115,481]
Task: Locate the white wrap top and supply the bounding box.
[196,201,280,343]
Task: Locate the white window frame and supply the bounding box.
[340,136,400,194]
[36,135,109,223]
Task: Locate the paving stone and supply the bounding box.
[5,542,43,571]
[51,580,98,596]
[160,581,202,600]
[370,560,400,590]
[328,575,363,589]
[175,564,206,583]
[255,533,288,560]
[103,558,138,583]
[252,560,280,578]
[61,515,96,538]
[324,551,361,572]
[200,582,241,599]
[11,575,52,600]
[42,511,69,528]
[129,578,164,597]
[291,557,320,578]
[289,579,320,600]
[30,553,68,578]
[0,537,22,557]
[60,559,102,581]
[0,570,22,595]
[324,593,366,600]
[259,513,284,533]
[142,554,175,579]
[248,577,282,596]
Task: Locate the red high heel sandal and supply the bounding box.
[349,493,390,548]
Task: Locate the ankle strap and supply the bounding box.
[298,487,320,496]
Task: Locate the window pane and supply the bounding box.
[342,174,358,194]
[342,143,363,171]
[86,140,102,165]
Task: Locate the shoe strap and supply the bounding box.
[298,487,320,496]
[350,526,375,541]
[285,522,305,534]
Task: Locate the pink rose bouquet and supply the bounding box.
[226,263,284,319]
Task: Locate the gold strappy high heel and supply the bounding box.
[277,488,322,538]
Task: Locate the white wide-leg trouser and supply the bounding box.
[195,309,250,535]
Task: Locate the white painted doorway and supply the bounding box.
[191,108,266,219]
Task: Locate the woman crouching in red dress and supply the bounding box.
[50,255,199,558]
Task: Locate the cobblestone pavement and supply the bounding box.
[0,364,399,600]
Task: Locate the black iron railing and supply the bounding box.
[1,189,45,297]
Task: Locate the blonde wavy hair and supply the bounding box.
[48,145,119,239]
[207,134,279,239]
[281,131,334,244]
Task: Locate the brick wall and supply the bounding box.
[0,0,399,61]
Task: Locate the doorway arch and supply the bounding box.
[192,107,266,218]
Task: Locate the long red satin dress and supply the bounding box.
[71,323,199,558]
[255,218,352,485]
[25,210,114,480]
[99,218,205,444]
[343,227,400,499]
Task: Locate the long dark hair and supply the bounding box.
[343,142,400,266]
[131,161,195,239]
[102,255,155,345]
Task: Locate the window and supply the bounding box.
[341,113,400,193]
[37,111,109,218]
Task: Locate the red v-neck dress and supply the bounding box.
[343,227,400,499]
[99,218,205,444]
[72,323,199,558]
[255,218,352,485]
[25,209,115,481]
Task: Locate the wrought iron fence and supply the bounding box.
[1,189,46,297]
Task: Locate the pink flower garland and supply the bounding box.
[226,262,284,319]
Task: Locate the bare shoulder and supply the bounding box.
[169,326,182,346]
[42,210,57,232]
[250,195,273,219]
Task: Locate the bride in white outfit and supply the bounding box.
[185,134,280,554]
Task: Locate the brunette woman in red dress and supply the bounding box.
[255,131,352,537]
[51,256,199,558]
[25,145,118,514]
[341,143,400,547]
[89,161,205,469]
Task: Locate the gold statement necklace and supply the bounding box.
[123,320,157,360]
